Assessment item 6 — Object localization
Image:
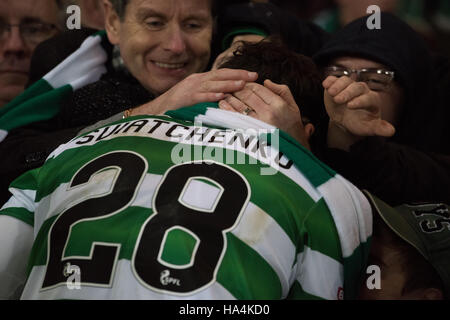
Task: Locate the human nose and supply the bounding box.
[162,25,186,54]
[348,71,360,82]
[1,26,28,53]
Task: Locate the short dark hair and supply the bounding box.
[373,214,446,298]
[218,38,326,127]
[108,0,218,20]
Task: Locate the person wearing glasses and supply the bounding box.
[0,0,62,108]
[308,12,450,206]
[228,13,449,206]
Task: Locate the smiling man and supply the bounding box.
[0,0,60,107]
[105,0,214,95]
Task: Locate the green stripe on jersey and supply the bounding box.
[9,167,39,192]
[217,233,282,299]
[160,228,199,266]
[36,136,319,246]
[0,207,34,226]
[287,281,324,300]
[342,236,372,300]
[302,198,342,262]
[26,215,57,275]
[27,206,154,273]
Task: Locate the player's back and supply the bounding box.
[2,111,371,300]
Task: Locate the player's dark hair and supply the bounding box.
[373,214,446,298]
[108,0,218,20]
[218,38,326,128]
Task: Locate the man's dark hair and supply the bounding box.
[373,214,446,298]
[108,0,218,20]
[219,38,326,127]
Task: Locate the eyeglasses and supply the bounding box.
[0,21,58,45]
[324,66,395,91]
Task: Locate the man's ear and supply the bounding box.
[304,123,315,140]
[103,0,121,45]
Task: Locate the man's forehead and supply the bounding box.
[331,56,389,70]
[0,0,59,23]
[128,0,213,16]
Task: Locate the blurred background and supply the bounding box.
[256,0,450,59]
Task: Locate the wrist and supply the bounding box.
[327,120,363,151]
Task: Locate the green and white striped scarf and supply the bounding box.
[0,31,110,142]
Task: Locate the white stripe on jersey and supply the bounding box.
[0,216,34,299]
[318,175,372,258]
[34,168,121,233]
[231,202,296,298]
[2,189,36,214]
[21,260,236,300]
[34,171,162,234]
[295,246,343,300]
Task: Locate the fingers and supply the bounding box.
[334,82,369,105]
[199,79,247,94]
[233,86,268,115]
[374,120,396,137]
[326,76,354,97]
[217,99,236,112]
[263,80,297,107]
[322,76,339,89]
[206,68,258,82]
[347,92,378,113]
[218,95,251,114]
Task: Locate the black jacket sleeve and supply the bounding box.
[0,126,82,206]
[320,137,450,206]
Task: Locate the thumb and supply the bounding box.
[374,120,396,137]
[264,79,297,106]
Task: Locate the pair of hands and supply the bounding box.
[129,34,312,149]
[129,32,395,151]
[215,34,397,149]
[215,75,397,152]
[129,34,265,116]
[130,66,311,148]
[323,76,396,151]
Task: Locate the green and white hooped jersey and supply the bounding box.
[0,106,372,300]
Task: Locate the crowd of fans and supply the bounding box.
[0,0,448,300]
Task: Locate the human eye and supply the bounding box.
[325,66,347,78]
[365,75,389,91]
[144,18,165,30]
[23,23,43,35]
[184,19,205,32]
